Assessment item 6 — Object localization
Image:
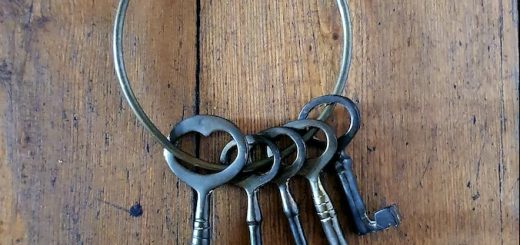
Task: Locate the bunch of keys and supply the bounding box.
[164,95,400,245]
[114,0,400,243]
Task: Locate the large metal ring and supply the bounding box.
[113,0,353,171]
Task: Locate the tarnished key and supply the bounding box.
[220,135,281,245]
[285,119,348,245]
[259,127,308,245]
[164,115,248,245]
[299,95,401,235]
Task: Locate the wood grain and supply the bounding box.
[0,0,518,244]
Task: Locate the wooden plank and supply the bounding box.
[198,0,519,244]
[0,0,197,244]
[0,0,518,244]
[346,1,519,244]
[499,0,520,244]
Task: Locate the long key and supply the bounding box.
[220,135,281,245]
[285,119,348,245]
[164,115,248,245]
[335,154,400,234]
[260,127,308,245]
[299,95,400,235]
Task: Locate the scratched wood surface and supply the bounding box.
[0,0,518,244]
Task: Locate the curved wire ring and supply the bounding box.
[113,0,353,171]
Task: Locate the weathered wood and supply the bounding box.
[500,0,520,243]
[0,0,198,244]
[0,0,518,244]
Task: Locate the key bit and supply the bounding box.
[336,154,400,234]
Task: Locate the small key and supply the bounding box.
[220,135,281,245]
[299,95,401,235]
[259,127,308,245]
[164,115,248,245]
[285,119,348,245]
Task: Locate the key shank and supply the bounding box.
[309,177,348,245]
[246,189,263,245]
[278,182,307,245]
[192,191,211,245]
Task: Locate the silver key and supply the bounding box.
[285,119,348,245]
[164,115,248,245]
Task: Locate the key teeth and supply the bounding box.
[369,205,400,232]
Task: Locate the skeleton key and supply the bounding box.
[285,119,348,245]
[164,115,248,245]
[259,127,308,245]
[299,95,401,235]
[220,135,281,245]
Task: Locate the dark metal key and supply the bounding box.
[259,127,308,245]
[299,95,401,235]
[164,115,248,245]
[220,135,281,245]
[285,120,348,245]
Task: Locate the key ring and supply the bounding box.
[113,0,353,172]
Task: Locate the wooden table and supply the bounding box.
[1,1,518,244]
